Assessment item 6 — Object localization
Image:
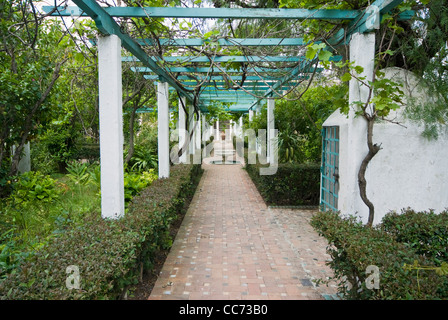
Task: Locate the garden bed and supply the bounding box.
[0,163,203,300]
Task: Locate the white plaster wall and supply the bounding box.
[322,67,448,224]
[367,67,448,224]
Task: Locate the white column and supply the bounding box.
[344,32,376,221]
[178,97,187,163]
[196,111,201,149]
[98,34,124,219]
[157,81,170,178]
[188,105,195,154]
[267,98,275,164]
[216,120,220,141]
[202,114,207,143]
[255,104,261,155]
[226,120,233,141]
[239,116,243,138]
[13,142,31,174]
[249,109,254,122]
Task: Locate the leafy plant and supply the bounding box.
[246,162,321,206]
[277,126,305,163]
[381,209,448,264]
[124,169,157,205]
[9,171,60,205]
[88,163,101,193]
[126,145,158,173]
[66,161,90,187]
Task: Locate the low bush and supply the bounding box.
[8,171,61,205]
[381,209,448,263]
[0,163,203,300]
[245,162,320,206]
[311,210,448,300]
[72,144,100,163]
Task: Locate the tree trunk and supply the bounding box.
[358,117,381,227]
[125,106,138,164]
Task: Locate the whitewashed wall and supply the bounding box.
[322,67,448,225]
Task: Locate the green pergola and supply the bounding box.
[44,0,411,219]
[44,0,412,113]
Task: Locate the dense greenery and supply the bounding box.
[311,209,448,299]
[0,160,158,280]
[0,163,202,300]
[247,84,345,164]
[246,162,320,207]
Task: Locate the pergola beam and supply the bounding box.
[144,75,309,81]
[123,55,342,63]
[44,6,362,20]
[70,0,195,103]
[136,38,310,47]
[124,55,305,63]
[131,66,321,74]
[181,80,298,86]
[198,87,291,92]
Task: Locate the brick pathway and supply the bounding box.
[149,142,337,300]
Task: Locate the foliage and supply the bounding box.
[311,210,448,299]
[381,209,448,265]
[248,84,345,163]
[125,145,158,173]
[66,161,91,187]
[8,171,61,205]
[0,158,159,281]
[124,169,157,205]
[0,2,72,182]
[246,162,320,206]
[0,164,203,300]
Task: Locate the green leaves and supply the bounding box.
[124,169,157,205]
[306,42,332,62]
[341,72,352,82]
[9,171,61,205]
[312,209,448,299]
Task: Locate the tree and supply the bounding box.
[122,66,155,164]
[0,1,70,193]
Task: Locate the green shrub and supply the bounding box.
[125,145,158,173]
[72,144,100,162]
[245,162,320,206]
[380,209,448,298]
[66,161,91,187]
[311,210,447,300]
[0,163,203,300]
[9,171,61,205]
[124,169,157,205]
[381,209,448,263]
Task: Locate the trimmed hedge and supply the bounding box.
[0,163,203,300]
[381,209,448,263]
[245,162,320,206]
[311,210,448,300]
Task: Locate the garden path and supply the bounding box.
[148,141,338,300]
